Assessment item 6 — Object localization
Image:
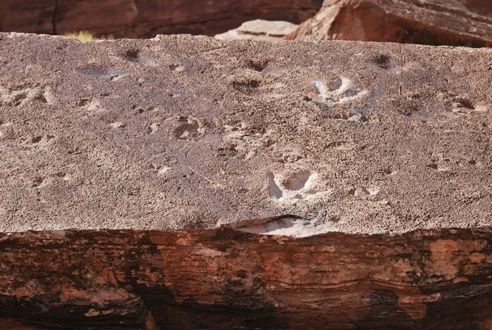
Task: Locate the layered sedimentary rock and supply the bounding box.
[0,33,491,328]
[3,229,492,329]
[288,0,492,47]
[0,0,322,38]
[459,0,492,17]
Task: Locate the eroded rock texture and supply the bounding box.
[2,229,492,329]
[0,0,322,38]
[0,34,491,328]
[288,0,492,47]
[1,33,490,234]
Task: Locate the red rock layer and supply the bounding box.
[459,0,492,17]
[1,229,492,329]
[288,0,492,47]
[0,0,322,38]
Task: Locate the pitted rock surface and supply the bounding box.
[1,33,492,330]
[0,33,491,234]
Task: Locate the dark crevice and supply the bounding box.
[52,0,59,35]
[227,214,304,230]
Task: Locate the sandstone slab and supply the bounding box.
[288,0,492,47]
[215,20,298,42]
[0,33,490,235]
[0,33,491,328]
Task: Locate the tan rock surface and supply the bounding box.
[0,33,491,235]
[215,20,298,42]
[0,33,491,329]
[288,0,492,47]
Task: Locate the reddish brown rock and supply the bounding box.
[0,33,491,328]
[2,229,492,329]
[287,0,492,47]
[0,0,322,38]
[0,0,56,35]
[459,0,492,17]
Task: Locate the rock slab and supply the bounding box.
[215,19,298,42]
[0,33,490,234]
[0,33,491,328]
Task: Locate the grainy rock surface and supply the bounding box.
[0,33,491,235]
[288,0,492,47]
[0,33,492,329]
[0,0,322,38]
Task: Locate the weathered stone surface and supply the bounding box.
[288,0,492,47]
[215,20,298,42]
[2,229,492,329]
[0,0,322,38]
[0,33,491,328]
[1,33,490,234]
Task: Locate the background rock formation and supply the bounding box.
[0,0,322,38]
[459,0,492,17]
[215,19,298,42]
[0,33,491,328]
[288,0,492,47]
